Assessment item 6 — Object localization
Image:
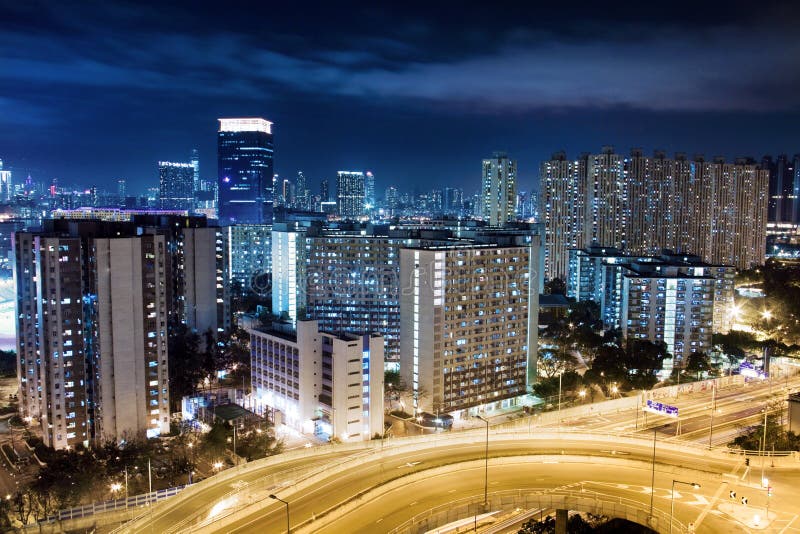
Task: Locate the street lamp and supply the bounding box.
[475,415,489,510]
[709,383,717,449]
[557,371,563,423]
[649,427,659,521]
[110,482,122,499]
[579,389,586,402]
[670,480,701,534]
[761,406,769,485]
[269,494,290,534]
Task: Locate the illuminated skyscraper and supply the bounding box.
[158,161,194,211]
[217,118,274,225]
[385,186,398,215]
[762,154,800,224]
[364,171,375,209]
[0,158,12,201]
[336,171,366,219]
[117,179,126,206]
[191,148,200,196]
[295,171,310,210]
[482,152,517,226]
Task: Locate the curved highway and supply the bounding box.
[120,430,800,533]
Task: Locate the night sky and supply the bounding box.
[2,1,800,196]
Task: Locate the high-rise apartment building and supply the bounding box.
[305,234,408,364]
[336,171,366,219]
[540,152,586,280]
[399,240,539,417]
[540,148,769,279]
[271,223,307,324]
[14,221,170,450]
[225,224,272,295]
[482,152,517,226]
[622,264,714,371]
[217,118,275,225]
[131,214,229,336]
[249,320,383,441]
[567,246,735,364]
[158,161,194,211]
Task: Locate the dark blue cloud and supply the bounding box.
[1,1,800,193]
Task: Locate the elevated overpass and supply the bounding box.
[110,429,800,534]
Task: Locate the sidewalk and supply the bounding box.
[717,502,775,530]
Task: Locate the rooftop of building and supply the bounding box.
[539,294,570,308]
[572,245,734,269]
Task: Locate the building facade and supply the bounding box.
[540,148,769,279]
[305,234,408,365]
[336,171,366,219]
[567,246,735,365]
[271,223,307,324]
[158,161,194,211]
[249,320,383,441]
[217,118,275,225]
[621,264,714,371]
[14,222,170,450]
[482,152,517,226]
[399,241,539,417]
[0,158,11,202]
[763,154,800,224]
[226,224,272,295]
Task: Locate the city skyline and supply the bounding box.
[3,2,800,192]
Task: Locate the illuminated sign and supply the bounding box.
[645,399,678,417]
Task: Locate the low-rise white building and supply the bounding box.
[249,319,383,441]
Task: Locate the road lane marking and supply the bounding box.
[779,514,798,534]
[691,481,727,530]
[685,493,709,506]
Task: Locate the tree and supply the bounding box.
[567,300,602,330]
[532,370,582,401]
[384,370,401,390]
[168,324,204,410]
[12,489,34,526]
[684,351,712,379]
[201,420,231,458]
[0,496,14,531]
[729,412,800,451]
[544,277,566,296]
[588,345,628,385]
[624,340,668,389]
[537,346,578,379]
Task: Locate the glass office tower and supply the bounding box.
[217,118,274,225]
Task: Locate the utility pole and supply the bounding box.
[709,384,716,448]
[761,406,768,485]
